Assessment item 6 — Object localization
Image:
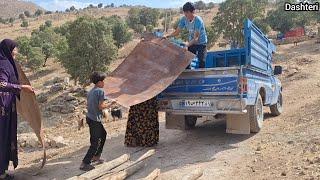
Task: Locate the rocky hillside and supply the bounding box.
[0,0,44,18]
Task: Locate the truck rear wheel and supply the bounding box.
[185,115,197,129]
[270,92,283,116]
[248,95,264,133]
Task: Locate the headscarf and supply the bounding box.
[0,39,19,80]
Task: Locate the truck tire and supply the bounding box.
[185,115,197,130]
[270,92,283,116]
[248,95,264,133]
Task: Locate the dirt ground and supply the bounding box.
[9,39,320,180]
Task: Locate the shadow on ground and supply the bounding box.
[15,120,255,180]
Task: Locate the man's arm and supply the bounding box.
[186,31,200,47]
[99,101,109,110]
[167,28,181,38]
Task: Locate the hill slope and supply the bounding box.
[0,0,44,18]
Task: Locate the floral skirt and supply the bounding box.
[124,98,159,147]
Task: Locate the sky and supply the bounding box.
[24,0,224,11]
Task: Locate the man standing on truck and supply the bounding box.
[165,2,208,68]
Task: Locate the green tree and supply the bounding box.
[111,3,115,8]
[266,0,318,33]
[70,6,76,11]
[19,14,25,20]
[8,18,15,24]
[161,11,174,32]
[134,24,145,33]
[194,1,206,12]
[0,18,6,24]
[146,25,154,32]
[253,17,271,34]
[98,3,103,8]
[35,9,43,16]
[30,27,66,66]
[113,22,132,47]
[16,36,32,61]
[54,22,71,37]
[206,26,219,48]
[58,16,118,85]
[45,20,52,27]
[28,47,45,70]
[102,15,133,48]
[21,20,29,28]
[211,0,268,47]
[127,8,160,33]
[41,43,55,67]
[139,8,160,27]
[127,8,140,30]
[207,2,215,9]
[24,11,31,17]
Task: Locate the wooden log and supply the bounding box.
[67,154,130,180]
[139,168,161,180]
[102,171,127,180]
[136,149,155,162]
[98,149,156,180]
[67,177,87,180]
[99,160,146,180]
[181,169,203,180]
[81,154,130,179]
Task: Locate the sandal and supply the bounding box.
[79,164,95,171]
[0,174,14,180]
[92,159,104,165]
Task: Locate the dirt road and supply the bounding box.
[14,39,320,180]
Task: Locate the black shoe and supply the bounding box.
[0,174,14,180]
[79,164,95,171]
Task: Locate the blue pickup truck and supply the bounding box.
[158,19,283,134]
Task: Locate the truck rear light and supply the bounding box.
[160,100,171,108]
[240,77,248,93]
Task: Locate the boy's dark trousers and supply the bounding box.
[83,117,107,164]
[188,44,207,68]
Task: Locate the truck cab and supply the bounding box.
[158,19,283,134]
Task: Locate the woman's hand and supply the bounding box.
[21,85,34,93]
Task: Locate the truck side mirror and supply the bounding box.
[274,66,283,75]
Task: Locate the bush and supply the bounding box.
[146,25,154,32]
[101,15,133,47]
[24,11,31,18]
[35,9,43,17]
[21,20,29,28]
[28,47,45,70]
[127,8,160,33]
[19,14,25,20]
[16,36,31,59]
[58,16,118,85]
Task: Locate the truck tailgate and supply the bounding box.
[161,67,240,96]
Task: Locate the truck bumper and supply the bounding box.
[158,98,247,115]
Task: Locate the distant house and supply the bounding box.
[284,27,305,39]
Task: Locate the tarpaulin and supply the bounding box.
[15,61,46,172]
[104,36,195,108]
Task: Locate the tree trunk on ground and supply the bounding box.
[43,57,48,67]
[67,154,130,180]
[139,168,160,180]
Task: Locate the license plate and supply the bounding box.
[183,100,212,107]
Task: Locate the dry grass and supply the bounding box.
[0,0,43,18]
[0,8,130,40]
